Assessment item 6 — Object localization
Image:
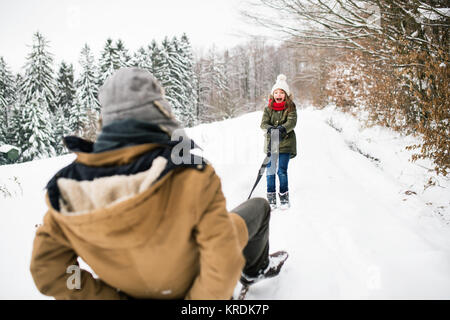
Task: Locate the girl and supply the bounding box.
[260,74,297,210]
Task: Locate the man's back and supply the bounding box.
[31,142,247,299]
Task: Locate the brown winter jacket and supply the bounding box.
[30,143,248,300]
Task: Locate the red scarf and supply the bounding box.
[269,99,286,111]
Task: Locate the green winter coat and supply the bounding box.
[260,105,297,158]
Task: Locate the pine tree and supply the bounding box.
[14,74,23,94]
[68,95,88,139]
[8,74,23,147]
[0,57,16,144]
[115,39,132,68]
[177,34,198,126]
[56,62,75,117]
[98,38,121,87]
[153,39,171,86]
[54,61,75,154]
[131,46,153,72]
[14,93,56,161]
[14,31,57,161]
[76,44,99,140]
[53,105,71,154]
[151,39,171,99]
[148,40,159,76]
[161,37,184,123]
[19,32,57,114]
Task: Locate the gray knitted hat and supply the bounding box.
[98,67,180,134]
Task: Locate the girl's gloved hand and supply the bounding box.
[267,126,275,133]
[276,126,287,138]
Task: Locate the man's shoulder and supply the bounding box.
[174,161,215,179]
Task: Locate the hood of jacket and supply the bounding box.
[45,121,206,249]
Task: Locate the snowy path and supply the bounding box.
[269,110,450,299]
[188,108,450,299]
[1,107,449,299]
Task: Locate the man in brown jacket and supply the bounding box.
[30,67,288,300]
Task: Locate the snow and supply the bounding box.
[418,7,450,21]
[1,106,450,299]
[0,154,75,299]
[0,145,20,153]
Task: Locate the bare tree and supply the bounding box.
[242,1,449,174]
[241,0,449,63]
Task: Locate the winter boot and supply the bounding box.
[267,192,277,210]
[240,251,289,286]
[279,191,290,209]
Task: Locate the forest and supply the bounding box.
[0,0,448,176]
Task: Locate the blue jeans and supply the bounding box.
[266,153,290,193]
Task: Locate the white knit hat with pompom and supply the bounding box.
[271,74,290,97]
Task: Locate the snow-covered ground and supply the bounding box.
[1,106,449,299]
